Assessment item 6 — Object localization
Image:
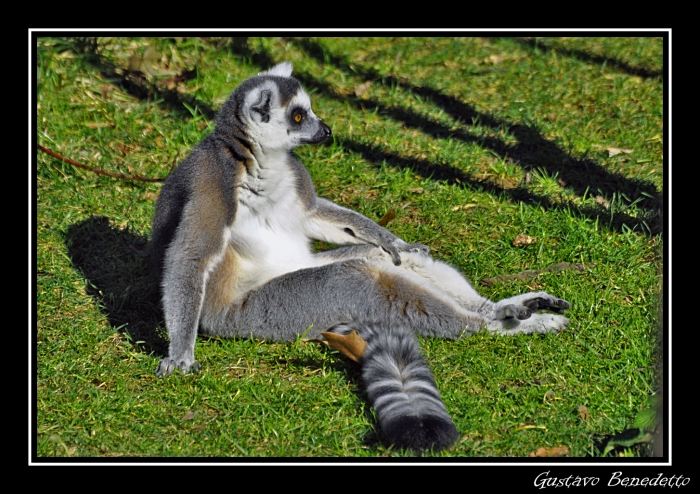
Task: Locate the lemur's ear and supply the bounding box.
[250,89,272,123]
[259,62,293,78]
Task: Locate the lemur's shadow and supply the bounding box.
[64,216,368,366]
[64,216,168,356]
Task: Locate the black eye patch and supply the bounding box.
[290,107,306,125]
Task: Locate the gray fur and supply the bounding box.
[150,63,571,451]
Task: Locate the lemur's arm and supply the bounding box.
[304,198,428,265]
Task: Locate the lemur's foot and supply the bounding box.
[494,292,570,320]
[156,357,201,377]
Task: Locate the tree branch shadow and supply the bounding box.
[286,37,662,235]
[503,36,663,79]
[69,36,217,121]
[65,36,662,235]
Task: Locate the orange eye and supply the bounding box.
[294,113,303,123]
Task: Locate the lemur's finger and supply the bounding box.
[381,245,402,265]
[405,243,430,255]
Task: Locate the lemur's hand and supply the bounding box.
[383,239,430,265]
[402,243,430,256]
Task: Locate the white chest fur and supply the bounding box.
[229,157,321,289]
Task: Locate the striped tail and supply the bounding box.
[358,324,459,452]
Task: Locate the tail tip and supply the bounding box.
[382,414,459,452]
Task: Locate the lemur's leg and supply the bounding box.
[315,246,570,330]
[205,259,488,341]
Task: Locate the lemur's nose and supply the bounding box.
[320,121,332,138]
[307,120,331,144]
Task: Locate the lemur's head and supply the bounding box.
[217,62,331,152]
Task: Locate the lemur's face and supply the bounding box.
[241,77,331,152]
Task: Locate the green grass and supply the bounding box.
[35,35,664,459]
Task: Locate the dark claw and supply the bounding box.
[517,308,532,320]
[523,297,571,313]
[156,360,173,378]
[523,299,540,311]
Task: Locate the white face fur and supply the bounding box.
[242,79,322,154]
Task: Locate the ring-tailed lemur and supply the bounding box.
[149,62,570,452]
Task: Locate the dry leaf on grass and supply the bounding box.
[607,147,634,157]
[354,81,373,97]
[180,411,195,421]
[513,234,537,247]
[377,209,396,227]
[128,46,161,77]
[487,54,507,64]
[85,122,115,129]
[528,446,569,457]
[100,84,115,99]
[595,196,610,209]
[451,204,477,212]
[316,330,368,363]
[578,405,590,421]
